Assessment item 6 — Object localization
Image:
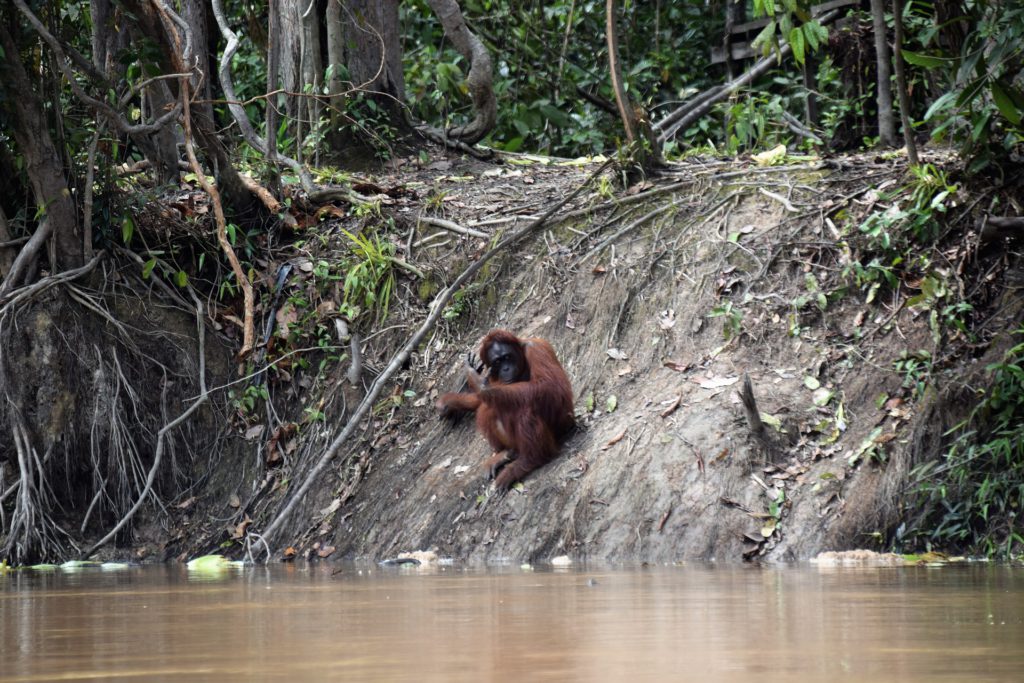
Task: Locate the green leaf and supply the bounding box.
[121,214,134,244]
[924,91,957,122]
[991,81,1022,126]
[752,20,777,53]
[502,136,525,153]
[789,26,805,64]
[804,23,820,52]
[175,271,189,288]
[971,110,992,141]
[901,50,946,68]
[142,258,157,279]
[956,77,988,109]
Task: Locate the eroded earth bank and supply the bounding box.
[3,150,1020,565]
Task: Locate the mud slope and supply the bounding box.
[283,152,999,564]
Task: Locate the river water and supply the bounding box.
[1,562,1022,682]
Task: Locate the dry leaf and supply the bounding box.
[602,429,627,450]
[606,348,629,361]
[243,424,265,441]
[232,515,252,539]
[660,395,682,418]
[693,375,740,389]
[659,309,677,330]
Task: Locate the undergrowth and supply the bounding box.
[909,330,1024,559]
[843,161,1021,560]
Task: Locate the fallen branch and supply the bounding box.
[980,216,1024,244]
[418,216,489,240]
[655,10,839,144]
[781,111,824,145]
[258,158,614,549]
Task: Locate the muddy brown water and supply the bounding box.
[1,563,1022,682]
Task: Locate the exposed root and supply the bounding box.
[83,291,209,559]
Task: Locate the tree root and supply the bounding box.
[82,291,209,559]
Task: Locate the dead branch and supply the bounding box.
[418,216,489,240]
[172,26,255,358]
[739,374,766,440]
[781,111,824,145]
[257,159,614,549]
[307,187,375,205]
[239,174,298,229]
[980,216,1024,244]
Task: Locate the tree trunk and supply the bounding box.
[181,0,215,127]
[0,205,15,281]
[267,0,282,194]
[144,79,184,186]
[606,0,638,144]
[325,0,345,130]
[0,21,82,289]
[123,0,257,216]
[275,0,305,127]
[300,0,322,165]
[892,0,919,164]
[339,0,404,114]
[426,0,496,143]
[90,0,112,70]
[870,0,897,147]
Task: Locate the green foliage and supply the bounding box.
[893,349,932,400]
[708,301,743,340]
[229,383,269,417]
[402,0,719,156]
[857,164,958,257]
[340,229,397,324]
[722,91,786,154]
[337,93,399,160]
[909,329,1024,558]
[750,0,829,66]
[910,4,1024,172]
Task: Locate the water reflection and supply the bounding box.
[1,563,1022,682]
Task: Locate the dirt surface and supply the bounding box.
[202,147,1012,566]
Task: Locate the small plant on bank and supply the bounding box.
[341,229,397,324]
[708,301,744,340]
[908,328,1024,559]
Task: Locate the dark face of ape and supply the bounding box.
[486,341,527,384]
